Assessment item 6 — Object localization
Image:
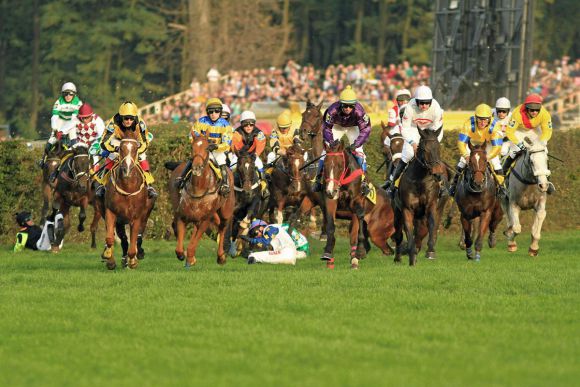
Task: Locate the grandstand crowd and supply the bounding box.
[142,57,580,125]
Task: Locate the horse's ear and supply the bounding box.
[380,120,387,130]
[434,126,443,137]
[418,129,426,139]
[316,101,323,110]
[468,141,474,152]
[306,99,313,108]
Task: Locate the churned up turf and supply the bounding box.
[0,231,578,387]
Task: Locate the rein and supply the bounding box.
[110,139,145,196]
[324,151,363,186]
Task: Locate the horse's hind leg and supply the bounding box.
[425,206,439,260]
[115,221,129,262]
[102,210,117,270]
[187,220,210,267]
[505,204,520,252]
[529,198,547,256]
[90,208,100,249]
[475,211,492,261]
[78,206,87,232]
[488,202,503,248]
[461,216,475,260]
[126,220,141,269]
[175,218,187,262]
[216,218,231,265]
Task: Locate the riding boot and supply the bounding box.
[494,169,507,197]
[177,160,192,189]
[313,159,324,192]
[448,165,465,197]
[258,170,270,198]
[219,165,231,196]
[95,184,105,198]
[502,155,516,174]
[384,161,407,199]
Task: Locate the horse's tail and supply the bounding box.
[164,161,181,171]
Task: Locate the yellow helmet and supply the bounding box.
[474,103,492,119]
[119,101,138,117]
[276,112,292,128]
[206,97,223,109]
[339,86,357,104]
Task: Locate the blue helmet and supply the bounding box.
[249,219,268,230]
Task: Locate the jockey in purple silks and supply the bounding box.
[313,85,372,194]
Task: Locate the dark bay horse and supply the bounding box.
[454,143,503,261]
[101,137,156,269]
[321,141,395,269]
[501,137,550,256]
[299,100,324,160]
[167,134,235,267]
[379,121,406,181]
[41,142,67,223]
[50,145,92,250]
[393,128,445,266]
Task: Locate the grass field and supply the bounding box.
[1,231,579,387]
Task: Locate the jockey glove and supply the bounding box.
[207,143,218,152]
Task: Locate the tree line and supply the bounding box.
[0,0,577,138]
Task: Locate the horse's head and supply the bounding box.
[118,139,140,179]
[71,145,90,192]
[523,136,551,192]
[286,142,306,193]
[190,135,211,176]
[417,127,442,173]
[236,151,257,192]
[323,140,346,199]
[300,100,323,139]
[467,142,488,188]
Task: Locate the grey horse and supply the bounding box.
[501,137,551,256]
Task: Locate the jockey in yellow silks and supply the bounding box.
[266,111,302,168]
[95,101,157,198]
[502,93,555,194]
[177,97,233,196]
[448,104,504,196]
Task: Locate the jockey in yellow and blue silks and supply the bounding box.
[448,104,504,196]
[96,101,157,198]
[177,97,233,196]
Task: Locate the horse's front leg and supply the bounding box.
[474,210,492,261]
[77,198,88,232]
[425,203,438,260]
[529,196,547,256]
[126,220,141,269]
[186,220,210,267]
[175,217,187,262]
[505,203,521,252]
[41,184,52,224]
[353,202,366,262]
[115,221,129,259]
[322,199,338,268]
[216,217,231,265]
[101,209,117,270]
[402,209,416,266]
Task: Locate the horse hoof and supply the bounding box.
[475,252,481,262]
[77,224,85,233]
[101,247,113,260]
[121,256,128,268]
[326,258,335,269]
[175,251,185,261]
[528,248,539,257]
[466,247,475,260]
[319,234,327,242]
[426,251,436,260]
[458,241,466,251]
[488,233,497,248]
[137,250,145,260]
[217,255,227,265]
[409,256,417,266]
[507,243,518,253]
[128,258,138,269]
[350,258,359,270]
[187,257,197,267]
[105,260,116,270]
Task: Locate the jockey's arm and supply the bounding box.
[321,110,335,144]
[269,131,279,151]
[458,122,471,158]
[94,117,106,140]
[218,129,232,153]
[254,132,266,156]
[505,116,520,145]
[101,129,117,153]
[488,128,504,160]
[539,110,553,143]
[353,111,371,148]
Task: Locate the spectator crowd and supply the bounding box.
[143,57,579,125]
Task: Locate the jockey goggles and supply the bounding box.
[207,108,222,114]
[496,109,509,114]
[341,103,355,110]
[62,91,75,97]
[416,99,432,106]
[122,115,136,122]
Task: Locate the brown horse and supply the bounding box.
[167,134,235,267]
[50,145,92,250]
[299,100,325,160]
[101,136,156,269]
[321,141,395,269]
[454,143,503,261]
[41,142,67,223]
[393,128,445,266]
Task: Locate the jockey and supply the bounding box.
[503,93,555,194]
[231,110,269,197]
[13,211,64,252]
[178,97,233,196]
[96,101,157,198]
[448,104,505,196]
[266,111,301,172]
[384,89,414,179]
[314,85,372,193]
[221,104,231,122]
[71,103,105,170]
[41,82,83,167]
[382,85,444,198]
[242,220,305,265]
[492,97,512,157]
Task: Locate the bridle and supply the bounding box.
[324,151,363,187]
[416,137,441,170]
[111,139,145,196]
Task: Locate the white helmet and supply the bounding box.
[395,89,411,100]
[240,110,256,122]
[61,82,77,93]
[222,104,231,114]
[414,85,432,100]
[495,97,511,110]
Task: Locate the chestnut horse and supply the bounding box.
[393,128,445,266]
[167,134,235,267]
[321,141,395,269]
[100,136,156,269]
[454,143,503,261]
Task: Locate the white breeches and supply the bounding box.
[458,143,502,170]
[267,151,309,165]
[249,247,297,265]
[331,125,366,159]
[508,128,547,158]
[48,118,76,144]
[210,150,228,166]
[36,213,64,251]
[397,141,415,163]
[401,127,444,163]
[500,141,511,157]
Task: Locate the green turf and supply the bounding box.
[0,231,579,387]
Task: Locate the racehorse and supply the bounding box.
[379,121,406,181]
[321,141,395,269]
[454,142,503,261]
[393,127,446,266]
[100,135,156,269]
[50,144,92,249]
[299,100,325,160]
[501,137,550,256]
[232,151,268,248]
[41,141,67,223]
[167,134,235,267]
[268,142,325,233]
